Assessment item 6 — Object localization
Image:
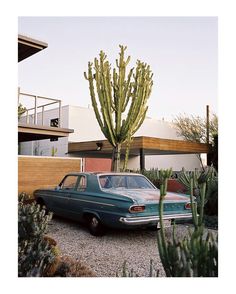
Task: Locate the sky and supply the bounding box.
[18,16,217,121]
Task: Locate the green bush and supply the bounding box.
[18,194,56,277]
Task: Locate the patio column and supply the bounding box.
[140,148,145,171]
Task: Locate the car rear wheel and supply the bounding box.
[88,215,105,236]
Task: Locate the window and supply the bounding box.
[99,175,155,190]
[61,175,78,190]
[77,176,87,191]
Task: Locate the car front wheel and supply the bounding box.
[88,215,105,236]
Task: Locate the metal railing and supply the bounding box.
[18,87,62,128]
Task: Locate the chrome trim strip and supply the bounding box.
[38,194,115,207]
[70,198,115,207]
[119,213,192,225]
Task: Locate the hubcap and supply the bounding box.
[91,217,99,227]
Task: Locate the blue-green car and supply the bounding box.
[34,172,192,236]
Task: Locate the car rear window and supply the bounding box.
[99,175,155,190]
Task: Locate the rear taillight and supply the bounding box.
[129,205,145,213]
[185,202,191,210]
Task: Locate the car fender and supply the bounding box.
[82,209,101,222]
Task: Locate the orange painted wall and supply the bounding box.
[84,158,112,172]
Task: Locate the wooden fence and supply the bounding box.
[18,156,81,197]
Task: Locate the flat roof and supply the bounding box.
[18,123,74,143]
[68,136,211,158]
[18,34,48,62]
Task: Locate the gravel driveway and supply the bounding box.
[47,216,207,277]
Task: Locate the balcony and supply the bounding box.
[18,89,73,143]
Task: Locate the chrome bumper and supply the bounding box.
[119,213,192,226]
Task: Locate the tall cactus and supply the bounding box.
[84,45,153,171]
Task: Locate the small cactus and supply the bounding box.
[116,260,159,277]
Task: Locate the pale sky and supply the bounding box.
[18,16,217,121]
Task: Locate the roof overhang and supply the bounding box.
[68,136,211,158]
[18,34,48,62]
[18,123,74,143]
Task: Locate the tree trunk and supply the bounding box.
[122,138,132,172]
[111,144,121,172]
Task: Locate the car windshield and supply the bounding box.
[99,175,155,190]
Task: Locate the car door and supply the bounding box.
[52,175,80,217]
[66,175,87,220]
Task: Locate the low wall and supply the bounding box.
[167,179,187,194]
[84,158,112,172]
[18,156,81,196]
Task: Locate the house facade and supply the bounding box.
[19,105,205,171]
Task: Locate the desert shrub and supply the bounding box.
[18,194,57,277]
[53,256,96,277]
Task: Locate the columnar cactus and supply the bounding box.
[178,166,218,216]
[84,45,153,171]
[157,168,218,277]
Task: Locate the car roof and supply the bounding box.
[65,172,143,176]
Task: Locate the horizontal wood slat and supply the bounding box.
[68,136,211,155]
[18,156,81,197]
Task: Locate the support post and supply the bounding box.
[42,106,44,125]
[206,105,209,144]
[34,96,38,125]
[206,105,211,166]
[18,87,20,104]
[140,148,145,171]
[58,101,62,127]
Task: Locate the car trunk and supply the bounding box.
[123,189,190,216]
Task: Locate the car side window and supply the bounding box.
[77,176,87,191]
[61,175,78,190]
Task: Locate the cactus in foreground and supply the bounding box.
[157,169,218,277]
[116,260,159,277]
[18,195,56,277]
[178,166,218,216]
[84,45,153,171]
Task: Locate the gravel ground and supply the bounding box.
[47,216,217,277]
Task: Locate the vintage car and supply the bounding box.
[34,172,192,236]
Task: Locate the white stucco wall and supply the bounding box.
[126,154,202,171]
[68,105,106,142]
